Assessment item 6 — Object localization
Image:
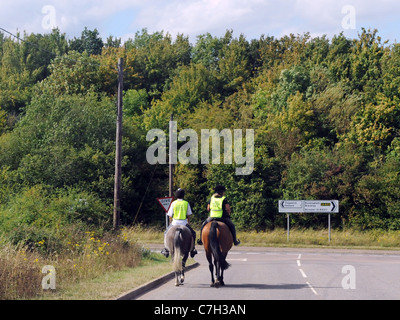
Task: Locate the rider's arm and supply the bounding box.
[225,203,231,216]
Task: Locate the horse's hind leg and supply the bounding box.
[175,271,180,286]
[214,259,221,288]
[220,253,227,286]
[207,253,215,287]
[180,253,188,284]
[209,262,215,287]
[220,269,225,286]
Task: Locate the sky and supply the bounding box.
[0,0,399,44]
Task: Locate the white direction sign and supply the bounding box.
[279,200,303,213]
[279,200,339,213]
[157,197,174,213]
[304,200,339,213]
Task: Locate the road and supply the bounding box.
[137,246,400,300]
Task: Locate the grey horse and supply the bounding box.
[164,225,194,286]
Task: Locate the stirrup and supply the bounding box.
[197,239,203,245]
[234,239,241,246]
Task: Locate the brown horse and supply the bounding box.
[202,220,233,287]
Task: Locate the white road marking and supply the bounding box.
[228,258,248,262]
[306,281,319,296]
[299,268,307,278]
[297,254,302,260]
[297,260,301,267]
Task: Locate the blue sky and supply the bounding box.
[1,0,399,43]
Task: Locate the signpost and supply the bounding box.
[157,197,174,229]
[279,200,339,243]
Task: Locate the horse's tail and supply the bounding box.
[173,228,182,272]
[209,221,230,271]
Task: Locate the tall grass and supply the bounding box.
[237,228,400,248]
[0,228,141,300]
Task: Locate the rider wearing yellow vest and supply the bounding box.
[161,188,198,258]
[209,195,226,218]
[197,185,240,246]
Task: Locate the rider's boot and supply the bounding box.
[161,248,169,258]
[190,248,198,258]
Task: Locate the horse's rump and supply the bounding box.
[204,221,232,270]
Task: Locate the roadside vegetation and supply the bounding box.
[133,225,400,249]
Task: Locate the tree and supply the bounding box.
[21,29,68,81]
[0,36,35,115]
[69,27,104,55]
[37,51,101,96]
[347,94,400,156]
[127,29,191,98]
[0,91,116,192]
[142,63,218,130]
[0,106,6,133]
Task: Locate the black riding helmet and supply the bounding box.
[175,188,185,199]
[214,185,226,194]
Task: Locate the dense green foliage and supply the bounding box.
[1,27,400,240]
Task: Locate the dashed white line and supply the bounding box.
[306,282,319,296]
[299,268,308,278]
[297,253,319,296]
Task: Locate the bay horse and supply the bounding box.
[202,220,233,287]
[164,225,194,286]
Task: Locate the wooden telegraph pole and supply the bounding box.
[169,114,174,198]
[167,114,174,229]
[113,58,123,230]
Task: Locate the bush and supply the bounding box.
[0,185,111,253]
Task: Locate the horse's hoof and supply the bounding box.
[175,282,180,287]
[210,283,215,287]
[180,278,185,284]
[214,281,220,288]
[220,280,225,286]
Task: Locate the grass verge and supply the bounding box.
[37,250,173,300]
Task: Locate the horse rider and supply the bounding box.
[161,188,198,258]
[197,185,240,246]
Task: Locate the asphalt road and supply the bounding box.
[137,246,400,300]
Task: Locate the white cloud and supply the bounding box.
[0,0,399,42]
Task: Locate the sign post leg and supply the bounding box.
[328,213,331,243]
[287,214,290,242]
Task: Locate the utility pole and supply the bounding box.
[167,114,174,229]
[113,58,123,230]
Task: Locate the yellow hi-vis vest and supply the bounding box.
[172,200,189,220]
[210,196,226,218]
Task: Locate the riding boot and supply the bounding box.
[197,220,207,245]
[224,218,240,245]
[197,218,213,245]
[186,224,198,257]
[161,248,169,258]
